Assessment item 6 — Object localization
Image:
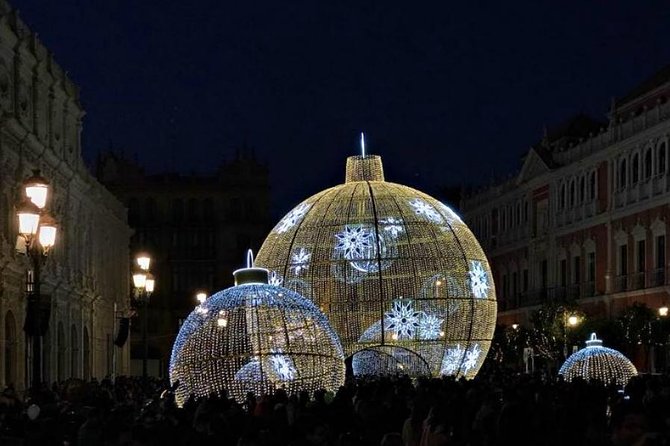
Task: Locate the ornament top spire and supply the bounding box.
[345,133,385,183]
[361,132,366,157]
[233,249,269,285]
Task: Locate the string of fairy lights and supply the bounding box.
[256,153,497,378]
[559,333,638,386]
[169,254,345,406]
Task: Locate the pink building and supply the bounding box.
[461,66,670,360]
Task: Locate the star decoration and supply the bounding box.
[276,203,311,233]
[409,198,443,224]
[268,271,283,286]
[334,225,373,260]
[468,260,490,299]
[418,314,444,340]
[385,300,421,339]
[380,217,404,238]
[269,352,296,381]
[291,248,311,275]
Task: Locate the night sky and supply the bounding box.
[12,0,670,216]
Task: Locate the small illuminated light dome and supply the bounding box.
[559,333,638,386]
[659,306,669,317]
[169,251,345,405]
[567,315,579,326]
[256,147,496,379]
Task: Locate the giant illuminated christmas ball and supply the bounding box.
[256,151,496,378]
[559,333,638,386]
[169,254,345,405]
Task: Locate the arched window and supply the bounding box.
[658,141,667,175]
[579,176,585,203]
[4,311,17,385]
[71,325,79,378]
[569,180,576,207]
[83,327,90,380]
[516,203,521,226]
[619,159,627,189]
[559,183,566,209]
[589,171,596,200]
[644,148,653,179]
[57,322,65,381]
[631,153,639,184]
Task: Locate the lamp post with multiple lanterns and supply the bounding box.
[16,170,58,387]
[132,253,155,379]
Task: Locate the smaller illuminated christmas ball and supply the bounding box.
[169,253,345,406]
[559,333,638,386]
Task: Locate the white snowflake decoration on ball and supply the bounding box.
[334,225,373,260]
[268,271,283,286]
[441,344,465,375]
[269,353,297,381]
[276,203,311,233]
[386,300,421,339]
[468,260,490,299]
[409,198,443,224]
[440,343,482,375]
[380,217,404,238]
[291,248,311,275]
[418,314,444,340]
[462,344,481,373]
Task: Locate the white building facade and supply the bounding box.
[0,3,131,390]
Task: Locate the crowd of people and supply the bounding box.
[0,369,668,446]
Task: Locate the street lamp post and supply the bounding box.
[132,254,154,379]
[16,170,58,387]
[563,313,580,359]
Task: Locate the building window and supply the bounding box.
[587,252,595,283]
[516,203,521,226]
[619,244,628,276]
[172,199,184,223]
[645,149,653,179]
[573,256,581,284]
[522,269,529,292]
[579,176,585,203]
[512,271,518,299]
[560,259,567,287]
[631,153,639,184]
[569,180,576,207]
[619,159,627,189]
[540,260,548,294]
[657,235,666,270]
[637,239,646,273]
[658,142,667,175]
[589,171,596,200]
[559,183,566,209]
[524,201,529,222]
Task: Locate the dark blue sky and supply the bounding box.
[13,0,670,214]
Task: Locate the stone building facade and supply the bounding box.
[97,150,271,377]
[0,3,132,390]
[461,65,670,359]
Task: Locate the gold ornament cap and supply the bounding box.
[345,155,385,183]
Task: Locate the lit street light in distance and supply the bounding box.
[196,291,207,305]
[659,306,669,317]
[136,253,151,272]
[567,315,579,327]
[512,323,520,330]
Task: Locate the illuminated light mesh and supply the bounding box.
[169,275,345,406]
[559,333,638,386]
[256,155,497,378]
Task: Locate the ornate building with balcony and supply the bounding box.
[461,65,670,333]
[97,149,271,377]
[0,3,132,390]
